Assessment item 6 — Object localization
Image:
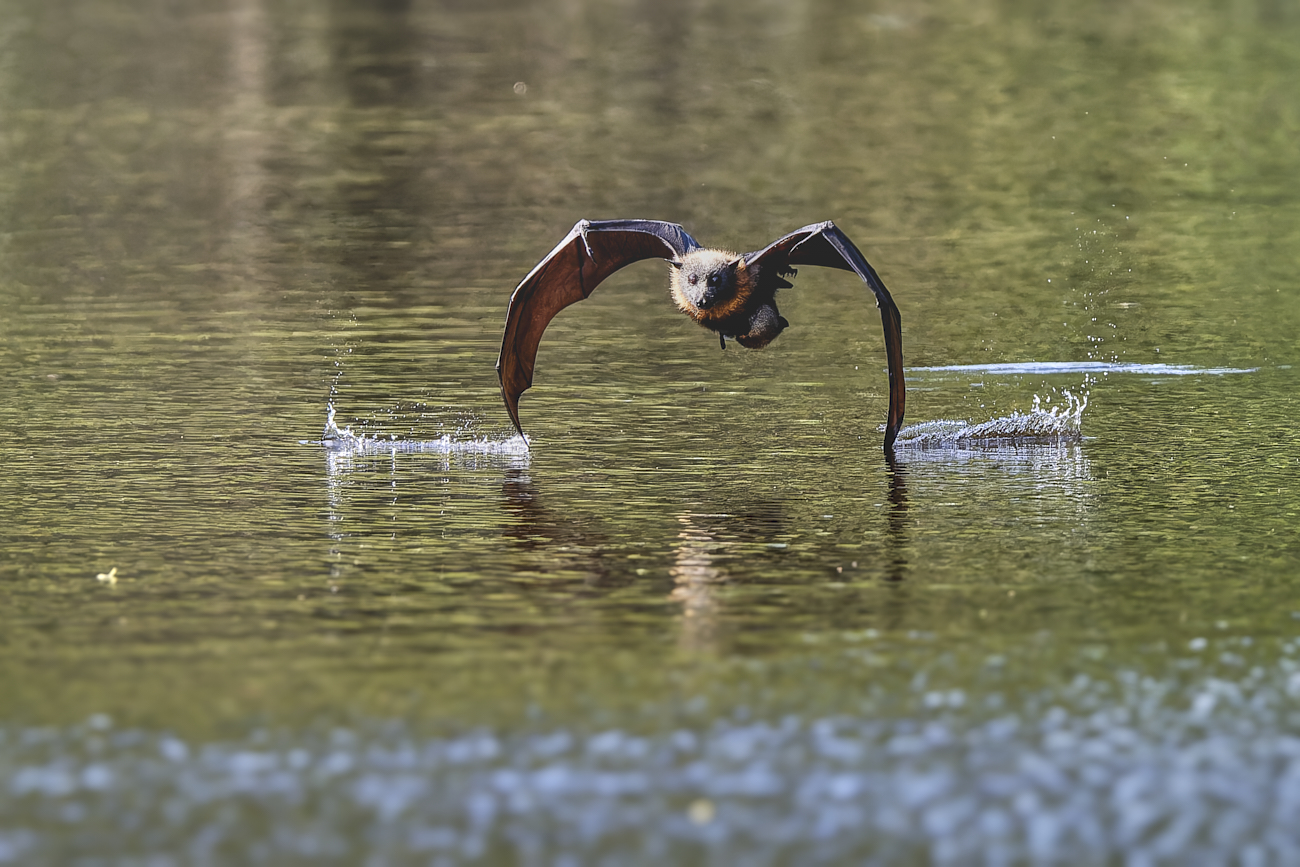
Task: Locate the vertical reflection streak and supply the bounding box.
[669,514,732,654]
[884,453,910,582]
[224,0,269,255]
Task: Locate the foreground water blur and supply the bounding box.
[3,0,1300,863]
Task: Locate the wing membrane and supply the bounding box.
[497,220,701,438]
[746,222,906,450]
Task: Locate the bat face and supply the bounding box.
[670,249,750,322]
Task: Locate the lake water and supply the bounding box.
[3,0,1300,863]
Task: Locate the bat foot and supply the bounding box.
[719,333,726,350]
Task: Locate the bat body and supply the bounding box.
[497,219,906,451]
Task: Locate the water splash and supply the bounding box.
[894,390,1088,448]
[317,402,529,456]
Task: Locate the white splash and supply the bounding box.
[318,403,529,456]
[894,390,1088,448]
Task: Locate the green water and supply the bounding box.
[3,0,1300,862]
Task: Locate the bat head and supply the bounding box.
[669,249,748,320]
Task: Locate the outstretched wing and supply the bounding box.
[745,222,906,451]
[497,219,702,438]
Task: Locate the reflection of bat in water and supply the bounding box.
[496,220,906,451]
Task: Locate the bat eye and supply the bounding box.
[687,274,698,286]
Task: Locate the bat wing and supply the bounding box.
[745,222,906,451]
[497,219,702,438]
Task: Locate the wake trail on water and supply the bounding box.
[910,361,1258,376]
[893,359,1258,448]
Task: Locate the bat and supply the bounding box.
[496,219,906,451]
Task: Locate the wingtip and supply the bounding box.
[513,422,531,450]
[883,388,905,453]
[883,423,899,453]
[504,392,529,447]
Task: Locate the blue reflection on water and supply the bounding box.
[6,655,1300,867]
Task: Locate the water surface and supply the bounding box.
[3,0,1300,863]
